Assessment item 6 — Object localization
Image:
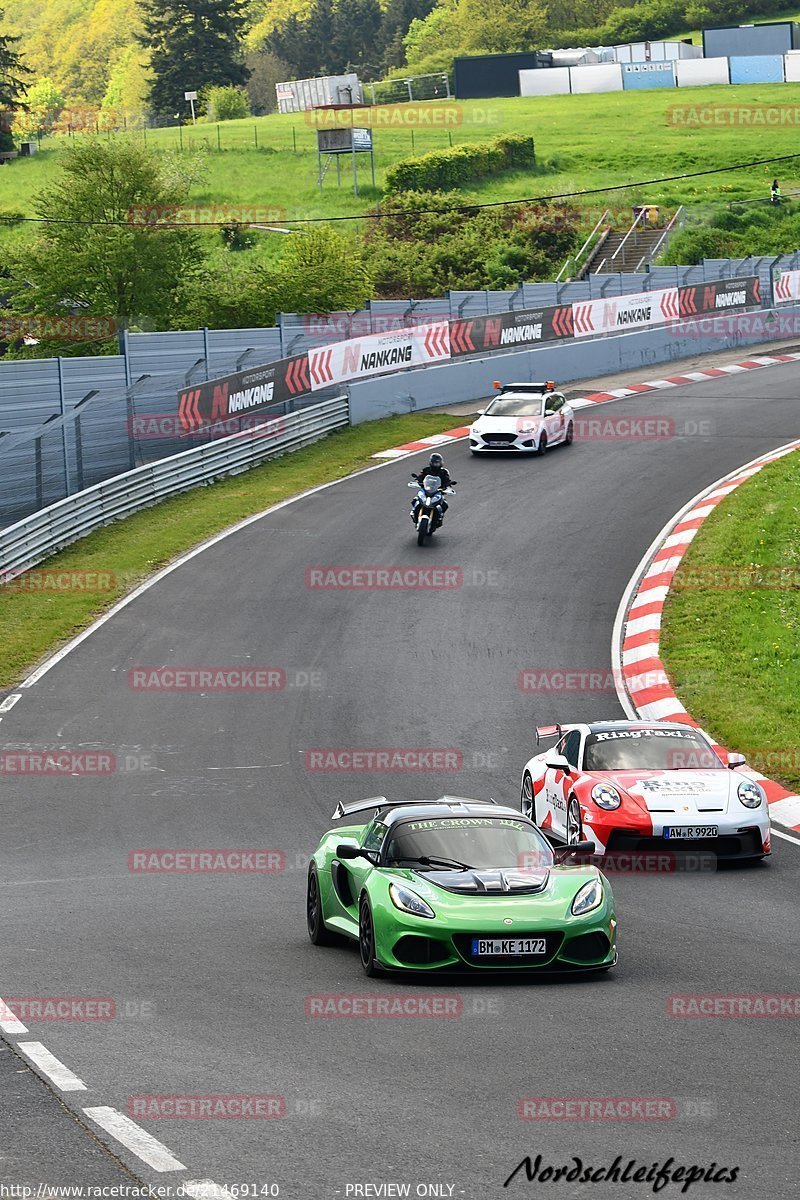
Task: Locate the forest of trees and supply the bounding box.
[0,0,791,125]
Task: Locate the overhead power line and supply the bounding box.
[2,151,800,227]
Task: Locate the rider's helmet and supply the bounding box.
[429,453,444,469]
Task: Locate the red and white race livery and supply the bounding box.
[520,721,770,861]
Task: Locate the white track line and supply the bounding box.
[184,1182,234,1200]
[0,998,28,1034]
[83,1106,186,1172]
[0,693,21,713]
[17,1042,87,1091]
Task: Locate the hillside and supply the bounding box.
[2,0,794,116]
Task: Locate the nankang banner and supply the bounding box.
[677,275,760,316]
[307,323,450,390]
[177,355,310,432]
[449,305,573,357]
[572,288,679,338]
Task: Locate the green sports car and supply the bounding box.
[306,796,617,975]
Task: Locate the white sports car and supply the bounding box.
[469,381,574,455]
[520,720,770,861]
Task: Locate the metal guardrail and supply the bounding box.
[0,396,348,584]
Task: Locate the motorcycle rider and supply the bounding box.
[411,453,456,525]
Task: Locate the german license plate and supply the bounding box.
[471,937,547,956]
[663,825,718,839]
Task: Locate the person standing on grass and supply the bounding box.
[771,179,781,205]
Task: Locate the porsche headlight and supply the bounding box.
[737,780,763,809]
[389,883,435,919]
[591,783,621,811]
[572,876,603,916]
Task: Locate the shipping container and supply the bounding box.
[703,22,800,59]
[454,51,552,99]
[276,74,362,114]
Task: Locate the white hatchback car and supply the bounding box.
[469,381,574,455]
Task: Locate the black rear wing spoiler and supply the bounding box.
[332,795,497,820]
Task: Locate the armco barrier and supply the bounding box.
[0,397,348,583]
[185,276,760,429]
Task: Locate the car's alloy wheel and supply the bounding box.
[566,797,583,845]
[359,895,379,976]
[537,433,548,456]
[521,773,536,823]
[307,865,337,946]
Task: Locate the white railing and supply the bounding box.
[0,396,348,584]
[555,209,611,282]
[635,205,686,272]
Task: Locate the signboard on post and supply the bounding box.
[184,90,198,124]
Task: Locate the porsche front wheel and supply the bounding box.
[521,773,537,823]
[566,797,583,845]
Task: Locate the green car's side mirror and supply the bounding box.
[555,840,596,860]
[336,843,362,860]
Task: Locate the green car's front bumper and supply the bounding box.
[369,880,616,972]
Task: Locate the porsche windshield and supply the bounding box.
[483,395,544,418]
[584,729,724,771]
[385,816,553,870]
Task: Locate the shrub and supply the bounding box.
[205,86,251,122]
[384,133,535,194]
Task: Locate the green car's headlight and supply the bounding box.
[591,783,621,810]
[389,883,435,919]
[737,780,763,808]
[571,876,603,916]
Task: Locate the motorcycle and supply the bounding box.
[408,474,456,546]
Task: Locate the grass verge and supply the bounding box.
[660,449,800,791]
[0,409,465,688]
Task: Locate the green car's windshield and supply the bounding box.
[385,816,553,871]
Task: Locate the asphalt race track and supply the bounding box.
[1,365,799,1198]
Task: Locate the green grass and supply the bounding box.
[660,450,800,791]
[0,408,465,688]
[4,82,800,254]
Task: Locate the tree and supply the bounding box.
[333,0,383,76]
[0,5,31,143]
[7,139,204,338]
[456,0,548,53]
[138,0,250,119]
